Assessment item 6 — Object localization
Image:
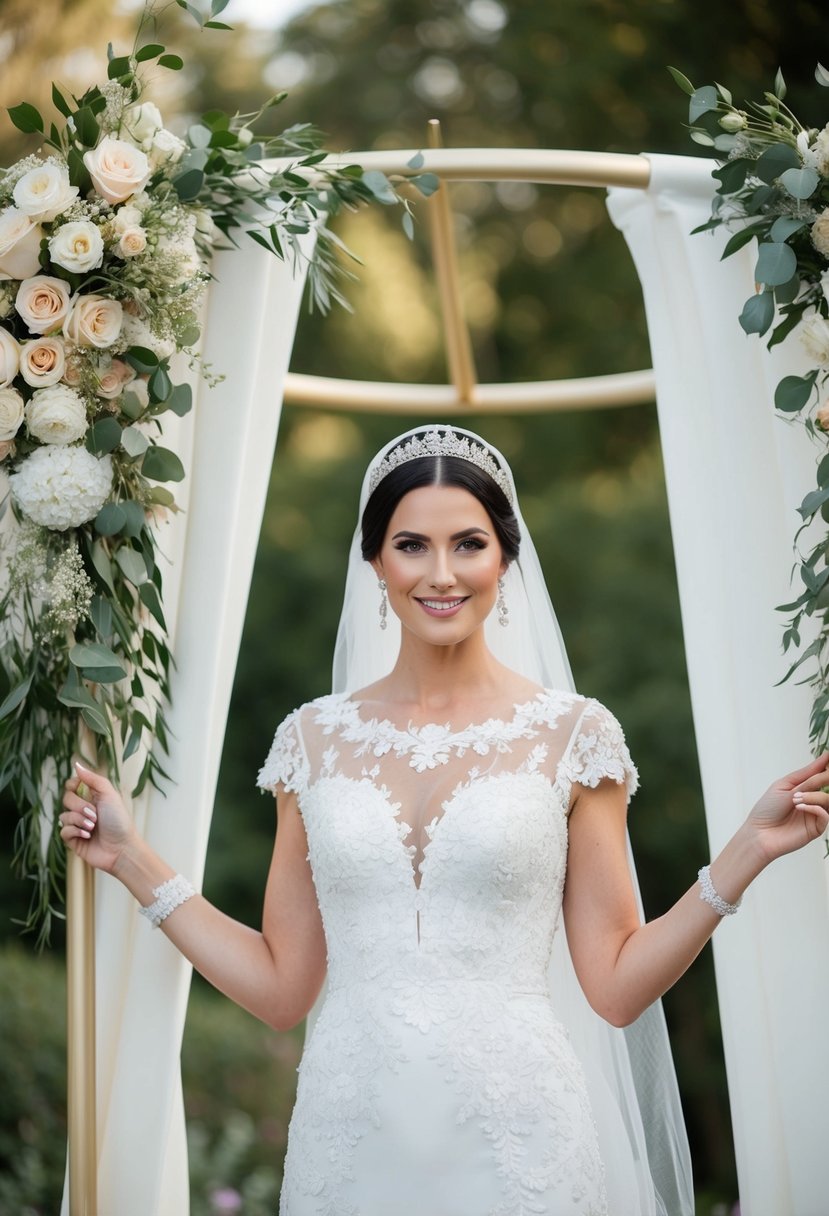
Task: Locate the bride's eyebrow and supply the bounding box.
[391,527,491,542]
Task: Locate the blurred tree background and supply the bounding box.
[0,0,825,1210]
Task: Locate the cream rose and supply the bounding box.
[15,275,71,335]
[0,386,24,440]
[12,162,78,222]
[0,328,20,388]
[48,220,104,274]
[0,208,44,280]
[116,226,147,258]
[121,102,163,151]
[20,337,66,388]
[816,402,829,431]
[25,383,87,444]
[800,314,829,365]
[0,439,13,461]
[83,137,151,205]
[64,294,123,349]
[96,359,133,399]
[811,209,829,260]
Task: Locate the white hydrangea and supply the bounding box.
[9,444,113,530]
[120,312,176,359]
[800,313,829,365]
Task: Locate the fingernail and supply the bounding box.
[84,806,96,818]
[74,761,88,773]
[793,792,804,801]
[83,819,95,830]
[80,830,91,839]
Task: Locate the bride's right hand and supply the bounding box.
[60,760,137,874]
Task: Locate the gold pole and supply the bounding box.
[67,764,98,1215]
[426,120,477,408]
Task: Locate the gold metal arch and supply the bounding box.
[273,141,654,414]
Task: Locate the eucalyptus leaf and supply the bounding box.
[769,216,806,241]
[115,547,148,586]
[121,426,150,458]
[188,123,212,148]
[146,486,175,506]
[720,224,763,259]
[135,43,165,62]
[139,581,166,628]
[688,85,719,123]
[361,170,398,204]
[120,500,147,539]
[166,383,193,417]
[142,445,185,482]
[81,704,112,735]
[94,502,127,535]
[818,452,829,487]
[159,54,184,70]
[86,416,122,456]
[713,158,750,194]
[407,150,426,168]
[90,595,113,639]
[755,241,796,287]
[148,365,172,403]
[738,291,775,336]
[69,641,127,675]
[754,142,800,184]
[0,673,33,721]
[773,274,800,305]
[90,540,115,592]
[689,130,715,147]
[124,346,159,373]
[173,169,205,200]
[798,484,829,519]
[773,67,787,100]
[779,166,819,199]
[774,372,818,413]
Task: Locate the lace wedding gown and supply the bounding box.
[257,688,640,1216]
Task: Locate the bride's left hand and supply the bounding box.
[747,752,829,863]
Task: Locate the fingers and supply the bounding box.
[72,760,111,792]
[783,752,829,787]
[59,805,97,842]
[792,765,829,794]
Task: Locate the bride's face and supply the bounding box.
[371,483,507,645]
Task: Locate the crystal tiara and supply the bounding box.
[367,427,514,504]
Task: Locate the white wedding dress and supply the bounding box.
[257,686,642,1216]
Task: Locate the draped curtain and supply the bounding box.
[59,237,313,1216]
[608,154,829,1216]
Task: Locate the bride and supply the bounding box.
[61,424,828,1215]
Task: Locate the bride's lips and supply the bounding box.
[415,596,470,618]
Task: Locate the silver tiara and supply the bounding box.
[368,427,514,504]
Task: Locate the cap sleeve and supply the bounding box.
[256,708,309,796]
[561,698,639,802]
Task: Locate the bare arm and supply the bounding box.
[61,762,326,1031]
[562,753,829,1028]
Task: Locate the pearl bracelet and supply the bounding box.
[138,874,196,928]
[697,864,741,917]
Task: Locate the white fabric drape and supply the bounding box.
[59,236,312,1216]
[608,154,829,1216]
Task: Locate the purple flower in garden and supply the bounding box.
[210,1187,243,1214]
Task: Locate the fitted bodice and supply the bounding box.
[257,690,640,1216]
[258,689,638,1000]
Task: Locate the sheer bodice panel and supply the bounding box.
[257,690,639,1216]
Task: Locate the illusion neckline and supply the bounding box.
[336,687,565,740]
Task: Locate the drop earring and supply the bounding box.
[497,576,509,627]
[378,578,388,630]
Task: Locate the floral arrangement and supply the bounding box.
[672,63,829,756]
[0,0,435,940]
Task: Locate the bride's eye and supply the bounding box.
[395,540,425,553]
[457,538,486,552]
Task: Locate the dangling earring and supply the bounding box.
[378,578,388,630]
[497,576,509,627]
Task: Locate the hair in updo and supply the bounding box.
[361,446,521,563]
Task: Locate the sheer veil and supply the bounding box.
[316,423,693,1215]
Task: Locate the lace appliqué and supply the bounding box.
[558,699,639,803]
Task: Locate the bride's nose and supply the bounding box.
[429,548,457,590]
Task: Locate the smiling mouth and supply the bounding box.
[416,596,469,615]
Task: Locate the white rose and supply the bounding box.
[0,438,13,461]
[116,226,147,258]
[112,204,144,234]
[15,275,71,335]
[149,128,187,169]
[120,312,175,359]
[9,444,113,530]
[12,162,78,222]
[799,314,829,365]
[0,386,24,440]
[194,208,221,245]
[25,383,87,443]
[0,207,44,280]
[121,102,164,151]
[64,294,123,349]
[0,328,20,388]
[811,209,829,260]
[83,137,152,205]
[48,219,104,274]
[20,337,66,388]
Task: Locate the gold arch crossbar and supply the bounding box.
[272,145,654,415]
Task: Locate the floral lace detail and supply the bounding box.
[259,690,635,1215]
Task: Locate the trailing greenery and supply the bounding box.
[673,63,829,753]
